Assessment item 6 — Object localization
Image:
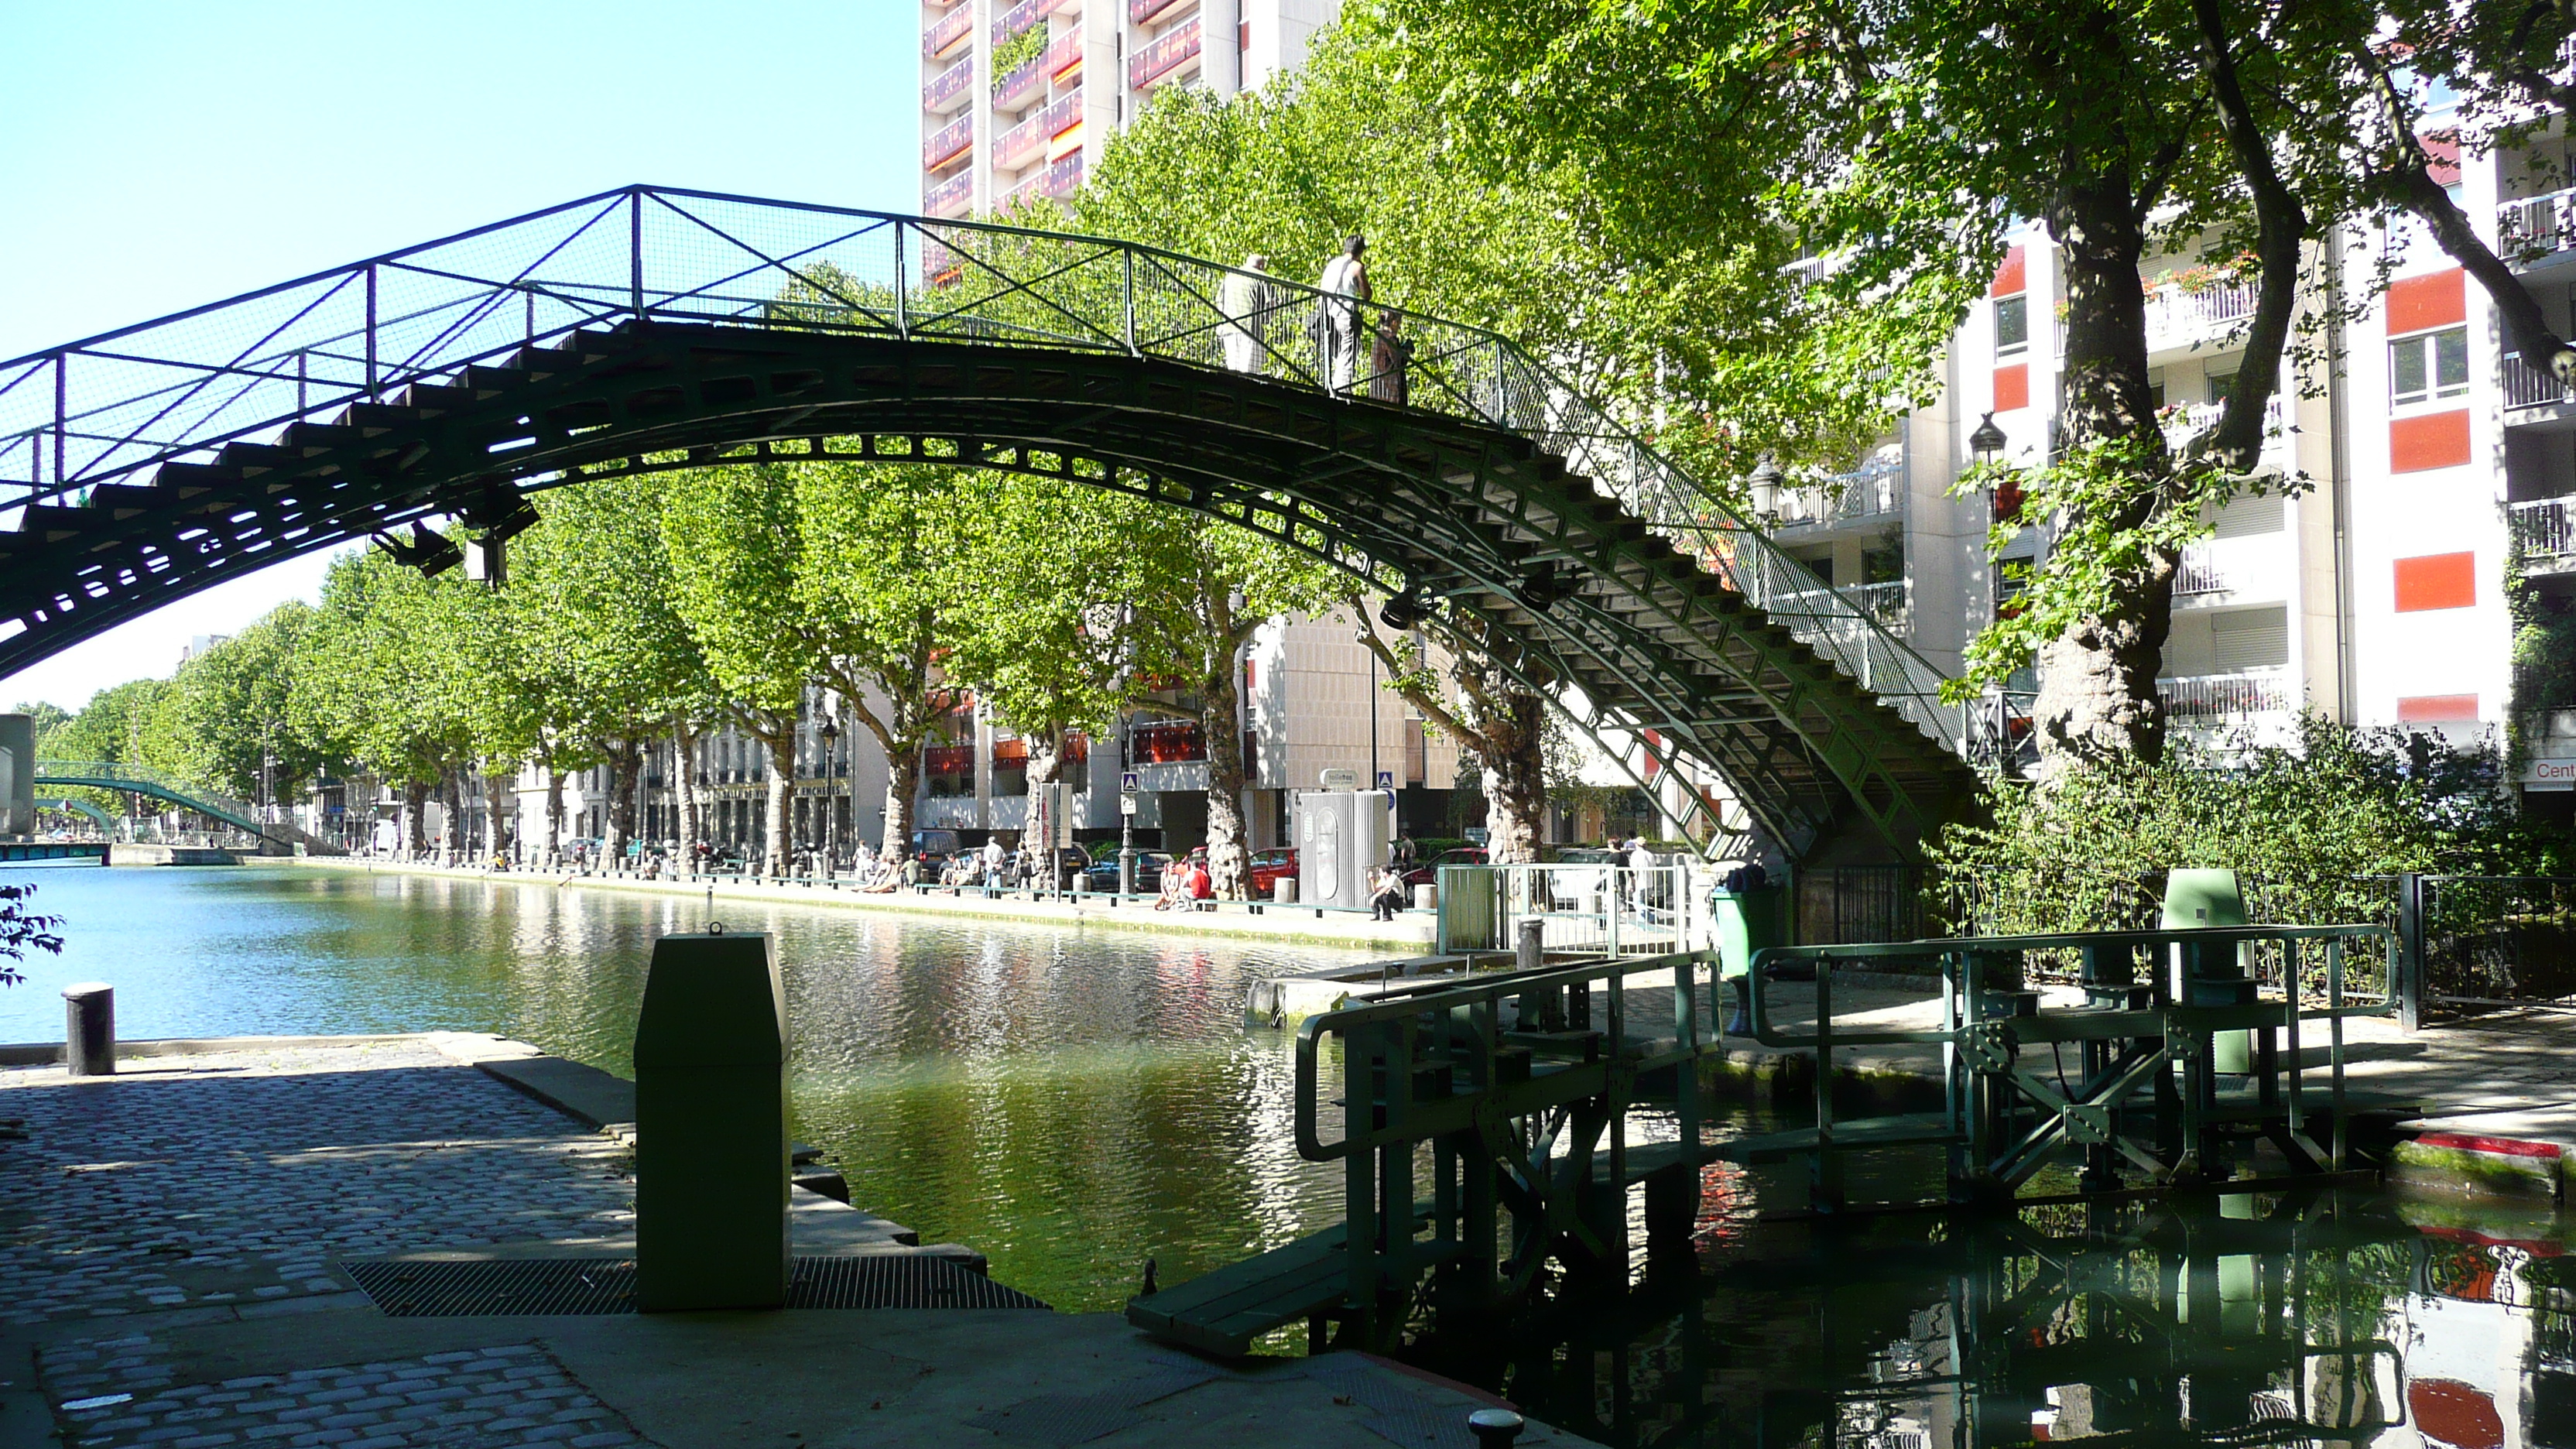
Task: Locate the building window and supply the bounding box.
[1995,295,2029,355]
[2390,327,2468,406]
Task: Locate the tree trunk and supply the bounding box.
[440,768,464,861]
[543,762,564,863]
[484,762,509,862]
[765,734,796,877]
[673,718,703,858]
[1202,653,1252,899]
[405,779,430,857]
[597,739,639,871]
[1482,689,1548,864]
[880,744,920,862]
[2031,166,2174,769]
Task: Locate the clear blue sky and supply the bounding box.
[1,0,916,712]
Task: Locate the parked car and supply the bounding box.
[910,829,961,869]
[1082,850,1170,894]
[1249,847,1299,896]
[1403,845,1486,889]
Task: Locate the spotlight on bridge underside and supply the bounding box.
[373,522,463,578]
[1378,591,1424,632]
[1512,563,1571,611]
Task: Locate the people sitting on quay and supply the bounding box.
[1369,865,1409,921]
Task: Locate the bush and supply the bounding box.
[1930,714,2574,936]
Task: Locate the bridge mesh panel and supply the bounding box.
[341,1255,1050,1315]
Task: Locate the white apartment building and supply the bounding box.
[920,0,1341,218]
[1762,105,2576,815]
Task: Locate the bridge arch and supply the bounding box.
[0,187,1982,861]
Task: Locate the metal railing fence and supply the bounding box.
[0,185,1976,759]
[2512,495,2576,558]
[1435,862,1703,957]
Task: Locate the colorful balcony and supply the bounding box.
[924,170,973,219]
[1000,153,1084,210]
[995,93,1081,172]
[1131,719,1207,765]
[923,57,972,115]
[1129,0,1190,22]
[1128,15,1201,89]
[995,33,1082,111]
[991,0,1050,46]
[923,115,972,170]
[923,4,971,59]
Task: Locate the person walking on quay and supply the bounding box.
[1369,311,1412,406]
[1220,255,1273,373]
[983,835,1007,882]
[1310,235,1369,393]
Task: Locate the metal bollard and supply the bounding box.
[1468,1408,1526,1447]
[62,983,115,1076]
[633,928,789,1312]
[1516,917,1544,972]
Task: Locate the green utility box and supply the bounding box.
[2161,868,2256,1074]
[634,930,790,1312]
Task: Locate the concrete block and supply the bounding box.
[2390,1132,2564,1201]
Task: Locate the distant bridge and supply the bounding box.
[33,760,339,855]
[1,186,1994,862]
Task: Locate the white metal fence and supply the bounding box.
[1436,862,1707,957]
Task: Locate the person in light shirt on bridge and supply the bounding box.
[1219,255,1273,373]
[1312,236,1370,393]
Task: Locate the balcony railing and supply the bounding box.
[1132,719,1207,764]
[991,0,1050,46]
[996,93,1081,173]
[2159,670,2291,724]
[2160,395,2284,459]
[923,57,972,114]
[2143,277,2258,352]
[2175,544,2226,596]
[923,4,971,59]
[2513,496,2576,559]
[995,33,1081,111]
[2506,352,2575,410]
[1000,152,1085,210]
[1846,579,1910,630]
[2500,187,2576,265]
[1129,15,1201,89]
[1765,457,1903,529]
[923,115,972,171]
[924,170,973,219]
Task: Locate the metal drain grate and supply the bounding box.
[343,1256,1052,1316]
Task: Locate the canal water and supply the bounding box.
[9,862,2576,1447]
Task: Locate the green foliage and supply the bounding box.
[516,474,713,758]
[293,550,476,788]
[39,680,168,766]
[0,880,64,985]
[990,22,1046,85]
[1071,5,1899,483]
[141,603,334,799]
[1931,716,2573,935]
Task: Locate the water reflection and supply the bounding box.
[1413,1187,2576,1449]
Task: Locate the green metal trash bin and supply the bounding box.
[2161,868,2255,1075]
[1711,885,1786,1033]
[634,929,790,1312]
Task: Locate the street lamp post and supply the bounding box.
[817,715,841,882]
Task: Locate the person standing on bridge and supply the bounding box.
[1311,236,1369,394]
[1219,255,1273,373]
[1369,312,1412,406]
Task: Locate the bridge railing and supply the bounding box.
[33,758,319,850]
[0,185,1966,755]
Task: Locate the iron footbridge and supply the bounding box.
[2,186,1996,862]
[33,759,341,855]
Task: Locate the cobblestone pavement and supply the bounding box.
[39,1334,649,1448]
[0,1040,634,1325]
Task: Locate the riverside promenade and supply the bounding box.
[290,856,1440,952]
[0,1034,1588,1449]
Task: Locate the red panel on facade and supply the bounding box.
[1989,246,2026,298]
[2389,409,2471,473]
[1992,364,2029,412]
[2396,694,2479,723]
[2393,552,2476,612]
[2387,268,2465,335]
